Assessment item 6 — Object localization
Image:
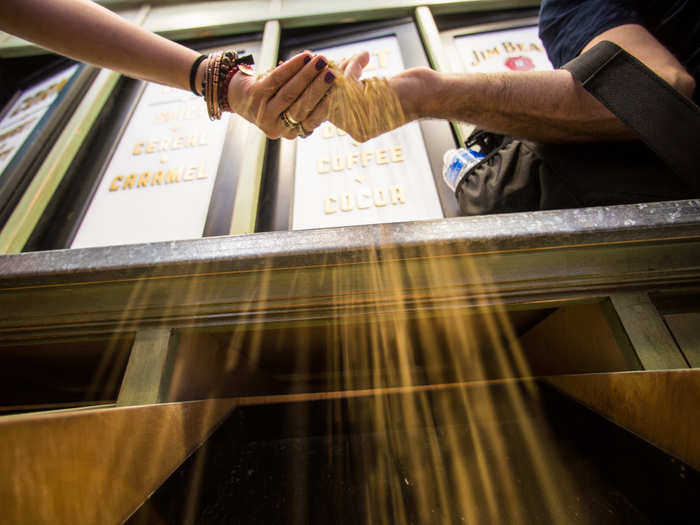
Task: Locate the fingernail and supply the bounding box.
[279,60,284,65]
[303,55,311,64]
[324,71,335,83]
[316,58,327,71]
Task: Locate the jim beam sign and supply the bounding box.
[0,65,78,177]
[292,36,443,230]
[71,78,231,248]
[454,25,552,73]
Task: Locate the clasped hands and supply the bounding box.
[225,50,426,142]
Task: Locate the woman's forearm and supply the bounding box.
[0,0,199,90]
[0,0,337,140]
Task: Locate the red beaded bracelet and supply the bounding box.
[220,67,238,113]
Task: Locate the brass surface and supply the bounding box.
[0,398,235,525]
[545,369,700,470]
[520,302,641,374]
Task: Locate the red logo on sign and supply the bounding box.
[505,56,535,71]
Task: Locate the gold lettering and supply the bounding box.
[198,165,207,179]
[185,136,196,147]
[361,151,373,167]
[374,188,387,207]
[184,105,197,120]
[183,165,197,181]
[348,153,360,169]
[145,142,156,153]
[137,172,150,187]
[471,47,500,66]
[151,170,164,185]
[160,138,170,151]
[123,174,137,190]
[530,42,542,52]
[332,156,344,172]
[502,41,523,54]
[133,142,145,155]
[341,193,353,212]
[11,78,68,116]
[390,185,406,204]
[390,145,405,162]
[324,196,337,214]
[109,176,123,191]
[358,191,372,209]
[375,49,390,69]
[172,136,184,150]
[336,128,346,136]
[376,148,388,165]
[471,50,481,66]
[199,134,208,146]
[322,124,335,139]
[318,158,330,174]
[166,167,181,184]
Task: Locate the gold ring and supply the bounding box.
[280,111,296,129]
[287,112,300,126]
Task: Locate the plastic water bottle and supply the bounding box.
[442,148,485,192]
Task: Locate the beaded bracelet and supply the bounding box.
[220,68,237,113]
[197,49,255,120]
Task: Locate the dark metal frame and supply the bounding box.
[2,199,699,344]
[432,5,540,32]
[257,18,460,232]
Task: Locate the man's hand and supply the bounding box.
[227,52,336,139]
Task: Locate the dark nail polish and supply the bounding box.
[303,55,311,64]
[325,71,335,83]
[316,58,327,71]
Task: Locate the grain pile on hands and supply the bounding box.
[327,71,406,143]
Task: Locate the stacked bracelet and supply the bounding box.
[195,49,255,120]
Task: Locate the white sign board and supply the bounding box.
[454,26,552,73]
[71,80,231,248]
[292,36,444,230]
[0,65,78,176]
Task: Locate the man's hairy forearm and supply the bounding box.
[391,67,635,143]
[0,0,197,90]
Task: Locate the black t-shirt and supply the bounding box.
[539,0,700,103]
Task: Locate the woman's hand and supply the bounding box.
[226,51,336,139]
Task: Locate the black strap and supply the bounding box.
[563,41,700,191]
[189,55,207,97]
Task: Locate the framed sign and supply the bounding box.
[451,24,552,74]
[259,19,460,232]
[292,36,443,230]
[439,18,552,140]
[25,38,261,250]
[0,62,92,227]
[69,80,233,249]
